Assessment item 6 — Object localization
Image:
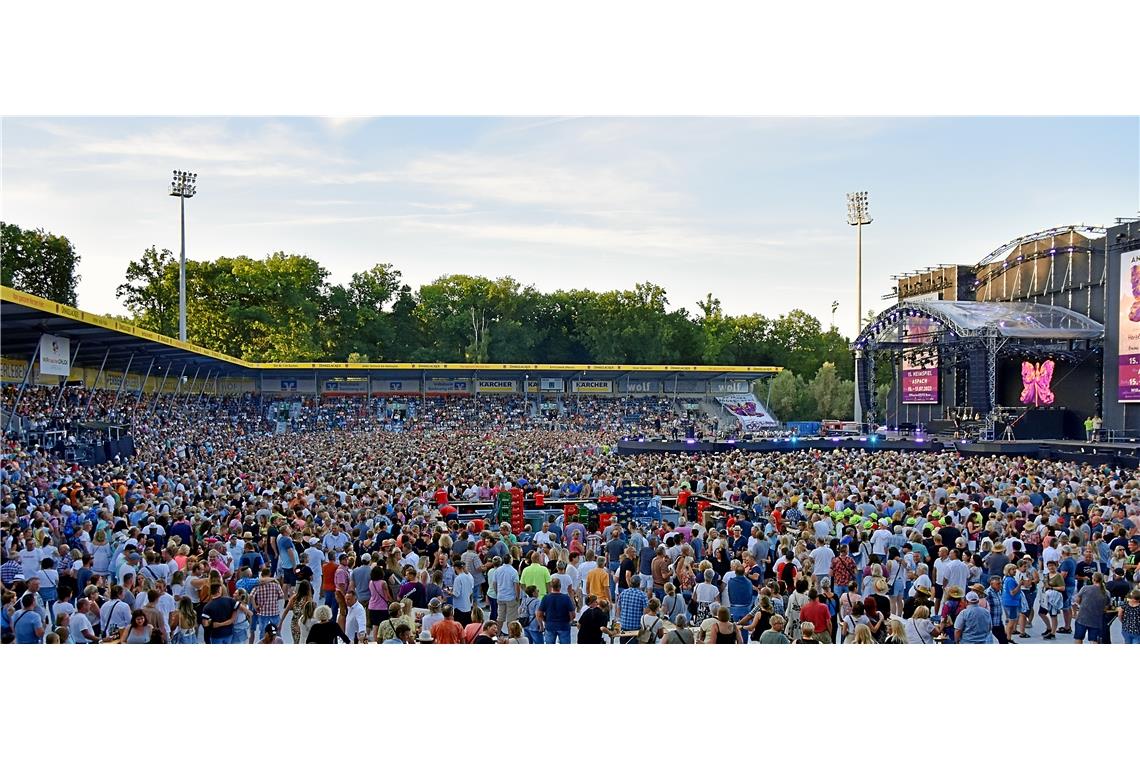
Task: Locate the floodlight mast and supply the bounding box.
[170,170,198,343]
[847,191,873,425]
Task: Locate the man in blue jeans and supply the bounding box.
[605,527,626,601]
[536,577,575,644]
[249,568,286,643]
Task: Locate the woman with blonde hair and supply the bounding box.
[861,562,885,597]
[231,588,253,644]
[175,544,191,572]
[170,596,199,644]
[851,623,877,644]
[674,556,696,604]
[904,605,940,644]
[91,530,112,578]
[282,579,316,644]
[793,620,821,644]
[882,617,908,644]
[504,620,528,644]
[305,604,350,644]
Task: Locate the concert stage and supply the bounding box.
[615,436,1140,467]
[955,438,1140,467]
[616,437,944,456]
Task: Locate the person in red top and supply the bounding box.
[831,544,858,593]
[434,485,449,505]
[771,506,784,535]
[321,551,339,617]
[799,589,833,643]
[429,604,465,644]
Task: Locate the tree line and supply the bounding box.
[3,223,886,419]
[112,247,859,375]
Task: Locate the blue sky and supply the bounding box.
[1,116,1136,336]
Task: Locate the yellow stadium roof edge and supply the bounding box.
[2,285,256,368]
[1,286,781,375]
[261,363,782,373]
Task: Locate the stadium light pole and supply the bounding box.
[170,170,198,343]
[847,191,873,425]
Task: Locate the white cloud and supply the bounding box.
[383,153,685,213]
[398,217,822,261]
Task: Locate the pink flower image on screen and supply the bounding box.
[1130,264,1140,321]
[1019,360,1055,406]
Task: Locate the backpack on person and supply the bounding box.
[518,596,537,628]
[637,617,662,644]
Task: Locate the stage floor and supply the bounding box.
[616,436,1140,466]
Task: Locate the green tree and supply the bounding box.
[808,362,849,419]
[116,245,179,336]
[531,290,592,363]
[763,370,809,422]
[696,293,737,364]
[729,314,776,365]
[388,285,423,360]
[768,310,826,377]
[816,327,855,381]
[325,263,401,359]
[1,222,82,305]
[119,248,331,360]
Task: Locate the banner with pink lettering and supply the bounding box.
[901,314,939,404]
[1118,253,1140,402]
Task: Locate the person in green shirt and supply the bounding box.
[1084,416,1094,441]
[756,614,790,644]
[520,553,551,598]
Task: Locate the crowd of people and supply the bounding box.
[2,386,1139,645]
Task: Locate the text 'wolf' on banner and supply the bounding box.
[901,314,939,404]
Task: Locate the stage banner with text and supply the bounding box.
[901,315,939,404]
[1119,252,1140,401]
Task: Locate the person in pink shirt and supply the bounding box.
[333,554,352,626]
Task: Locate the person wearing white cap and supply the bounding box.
[954,591,992,644]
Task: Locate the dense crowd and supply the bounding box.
[2,389,1139,645]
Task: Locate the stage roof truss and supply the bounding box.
[854,300,1104,350]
